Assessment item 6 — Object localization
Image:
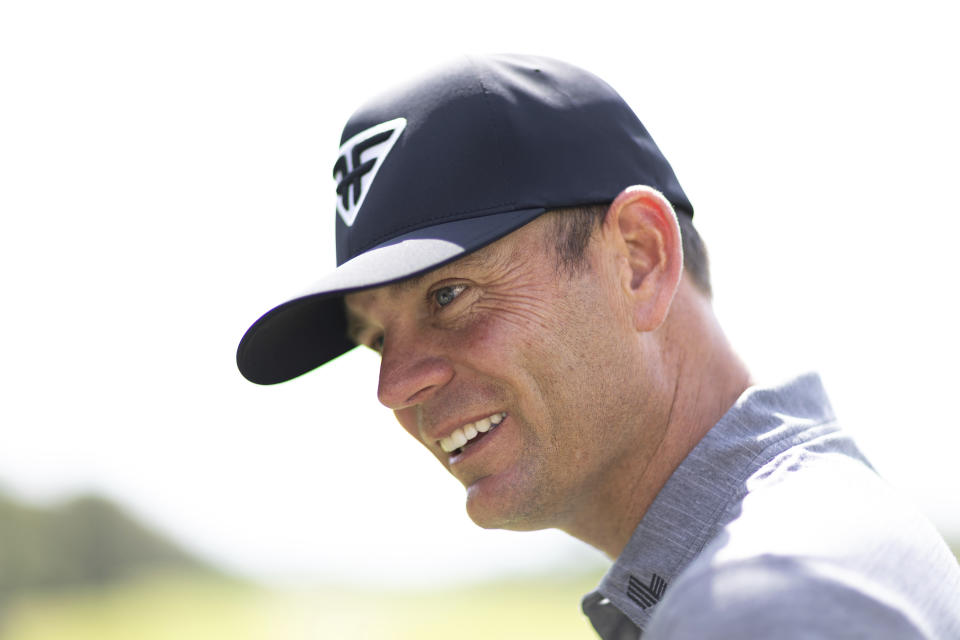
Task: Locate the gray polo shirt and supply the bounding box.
[582,374,960,639]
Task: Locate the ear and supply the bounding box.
[602,186,683,332]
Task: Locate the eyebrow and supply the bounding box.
[391,270,431,293]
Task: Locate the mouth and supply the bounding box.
[438,412,506,456]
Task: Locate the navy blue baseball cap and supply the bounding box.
[237,54,692,385]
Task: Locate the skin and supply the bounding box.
[345,186,752,558]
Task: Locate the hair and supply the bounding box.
[546,202,712,297]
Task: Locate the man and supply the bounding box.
[237,55,960,638]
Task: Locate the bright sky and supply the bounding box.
[1,1,958,587]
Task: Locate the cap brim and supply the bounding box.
[236,207,546,384]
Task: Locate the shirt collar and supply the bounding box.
[582,373,837,635]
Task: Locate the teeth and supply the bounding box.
[439,412,507,453]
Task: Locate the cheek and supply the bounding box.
[456,303,546,365]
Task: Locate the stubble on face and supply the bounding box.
[348,215,672,536]
[452,223,662,533]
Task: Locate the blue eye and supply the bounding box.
[434,284,466,307]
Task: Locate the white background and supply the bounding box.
[1,0,957,586]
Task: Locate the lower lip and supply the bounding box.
[448,417,506,465]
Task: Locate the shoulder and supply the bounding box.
[644,554,933,639]
[723,435,948,574]
[646,447,960,639]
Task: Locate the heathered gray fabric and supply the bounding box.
[582,373,960,639]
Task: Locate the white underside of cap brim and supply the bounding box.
[236,207,546,384]
[295,207,546,300]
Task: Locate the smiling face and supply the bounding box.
[344,211,672,533]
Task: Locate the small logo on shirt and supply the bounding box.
[333,117,406,227]
[626,573,667,609]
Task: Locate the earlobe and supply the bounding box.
[604,186,684,332]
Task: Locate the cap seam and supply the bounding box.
[471,55,512,199]
[349,59,515,259]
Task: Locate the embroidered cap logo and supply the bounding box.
[333,117,407,227]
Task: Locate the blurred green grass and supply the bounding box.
[0,490,606,639]
[2,489,955,640]
[3,553,958,640]
[0,569,606,640]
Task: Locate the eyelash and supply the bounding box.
[431,284,467,308]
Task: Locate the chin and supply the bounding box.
[464,481,553,532]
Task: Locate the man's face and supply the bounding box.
[344,215,656,531]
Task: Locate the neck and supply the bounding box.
[560,279,752,558]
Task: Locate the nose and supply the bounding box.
[376,329,454,410]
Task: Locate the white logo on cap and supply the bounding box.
[333,117,407,227]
